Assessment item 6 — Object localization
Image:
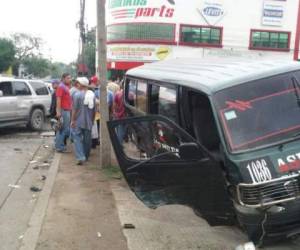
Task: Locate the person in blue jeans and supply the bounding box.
[70,77,96,165]
[55,73,72,152]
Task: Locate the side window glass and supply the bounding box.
[116,119,196,161]
[158,87,177,121]
[0,82,13,96]
[149,84,177,121]
[150,84,159,114]
[29,81,49,95]
[127,79,137,107]
[136,80,147,112]
[13,82,31,96]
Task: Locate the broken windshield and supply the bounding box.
[214,70,300,153]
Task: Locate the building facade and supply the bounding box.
[106,0,300,76]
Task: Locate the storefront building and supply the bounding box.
[106,0,300,77]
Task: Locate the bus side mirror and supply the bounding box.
[179,143,204,160]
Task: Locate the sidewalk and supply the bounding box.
[28,147,128,250]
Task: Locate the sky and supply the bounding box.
[0,0,96,64]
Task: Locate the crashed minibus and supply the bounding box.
[107,58,300,244]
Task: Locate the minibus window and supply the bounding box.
[214,71,300,152]
[127,79,137,107]
[150,84,159,114]
[189,92,220,152]
[149,84,177,121]
[159,87,176,121]
[137,81,147,113]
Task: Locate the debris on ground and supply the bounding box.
[18,235,24,240]
[43,145,49,148]
[123,223,135,229]
[30,186,42,192]
[30,160,38,164]
[235,242,256,250]
[38,163,50,168]
[33,166,39,170]
[40,131,55,137]
[97,232,102,238]
[14,148,22,151]
[41,175,47,181]
[8,184,21,189]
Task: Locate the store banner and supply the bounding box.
[262,0,285,26]
[107,45,172,62]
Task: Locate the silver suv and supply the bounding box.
[0,77,51,130]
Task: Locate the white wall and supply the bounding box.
[106,0,300,62]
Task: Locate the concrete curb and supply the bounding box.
[19,153,61,250]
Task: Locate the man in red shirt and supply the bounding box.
[55,73,72,152]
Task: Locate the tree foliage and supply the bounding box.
[0,32,77,78]
[85,28,96,76]
[0,38,16,73]
[10,33,44,76]
[23,56,51,78]
[50,62,77,79]
[11,33,43,61]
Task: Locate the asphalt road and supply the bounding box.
[0,126,54,250]
[111,179,300,250]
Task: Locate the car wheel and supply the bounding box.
[29,109,44,131]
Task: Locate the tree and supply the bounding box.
[85,28,96,76]
[11,33,43,61]
[11,33,43,75]
[50,62,77,79]
[22,56,51,78]
[0,38,16,73]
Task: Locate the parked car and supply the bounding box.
[107,58,300,245]
[0,77,51,130]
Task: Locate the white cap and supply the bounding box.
[76,77,89,87]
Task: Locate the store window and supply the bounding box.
[249,29,290,51]
[150,84,177,121]
[180,25,222,46]
[107,23,176,43]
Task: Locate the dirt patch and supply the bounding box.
[36,148,128,250]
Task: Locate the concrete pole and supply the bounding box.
[294,0,300,61]
[97,0,111,168]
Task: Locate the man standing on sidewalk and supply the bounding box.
[55,73,72,152]
[71,77,96,165]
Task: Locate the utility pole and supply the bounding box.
[97,0,111,168]
[78,0,87,76]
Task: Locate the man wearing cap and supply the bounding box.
[71,77,96,164]
[55,73,72,152]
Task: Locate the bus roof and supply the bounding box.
[126,58,300,95]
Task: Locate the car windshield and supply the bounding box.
[213,70,300,153]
